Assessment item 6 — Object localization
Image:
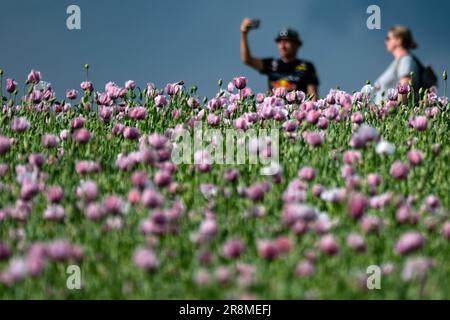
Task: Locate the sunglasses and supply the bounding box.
[385,35,396,41]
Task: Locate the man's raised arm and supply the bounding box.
[240,17,264,72]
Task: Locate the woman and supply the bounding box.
[375,25,420,103]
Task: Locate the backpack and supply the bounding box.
[411,55,438,89]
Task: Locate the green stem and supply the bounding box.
[445,79,447,99]
[0,73,3,101]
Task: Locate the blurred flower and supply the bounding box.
[71,116,85,129]
[319,234,339,256]
[351,112,364,124]
[42,134,59,148]
[257,239,279,260]
[303,131,324,147]
[321,188,346,203]
[412,116,428,131]
[0,243,11,261]
[221,238,245,259]
[443,222,450,240]
[141,188,165,209]
[85,203,106,220]
[123,127,140,140]
[0,258,29,285]
[407,150,424,166]
[346,233,366,253]
[27,69,41,84]
[102,195,124,215]
[154,95,167,108]
[77,180,98,202]
[29,153,45,168]
[245,182,270,201]
[296,260,315,278]
[395,232,425,255]
[133,247,159,271]
[360,215,381,234]
[128,106,147,120]
[46,186,64,203]
[148,133,168,149]
[350,125,379,148]
[75,161,101,175]
[66,89,78,100]
[397,83,410,95]
[73,128,91,144]
[11,117,30,133]
[80,81,93,91]
[43,205,66,221]
[6,79,18,93]
[154,170,172,187]
[343,150,361,166]
[387,88,398,101]
[375,141,395,155]
[390,161,409,180]
[125,80,136,90]
[224,168,240,182]
[233,77,247,90]
[348,192,368,220]
[402,257,434,281]
[0,136,12,155]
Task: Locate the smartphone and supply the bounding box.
[248,19,260,30]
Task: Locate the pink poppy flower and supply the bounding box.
[412,116,428,131]
[390,161,409,180]
[348,192,368,220]
[395,232,425,255]
[221,239,246,259]
[298,166,316,182]
[319,234,339,256]
[46,186,64,203]
[233,76,247,90]
[73,128,91,144]
[346,233,366,253]
[296,260,315,277]
[0,136,12,155]
[123,127,140,140]
[11,117,30,133]
[27,69,41,83]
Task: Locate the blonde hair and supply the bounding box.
[389,25,418,50]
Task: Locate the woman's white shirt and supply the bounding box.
[375,54,420,103]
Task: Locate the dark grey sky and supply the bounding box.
[1,0,449,99]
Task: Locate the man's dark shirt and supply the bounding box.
[259,57,319,93]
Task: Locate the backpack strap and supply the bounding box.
[411,54,424,72]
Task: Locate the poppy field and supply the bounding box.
[0,69,449,299]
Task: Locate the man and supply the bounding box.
[240,17,319,100]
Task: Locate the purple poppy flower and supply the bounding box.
[0,135,12,155]
[319,234,339,256]
[66,89,78,100]
[233,76,247,90]
[73,128,91,144]
[390,161,409,180]
[27,69,41,84]
[6,79,18,93]
[395,232,425,255]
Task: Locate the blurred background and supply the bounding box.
[0,0,448,99]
